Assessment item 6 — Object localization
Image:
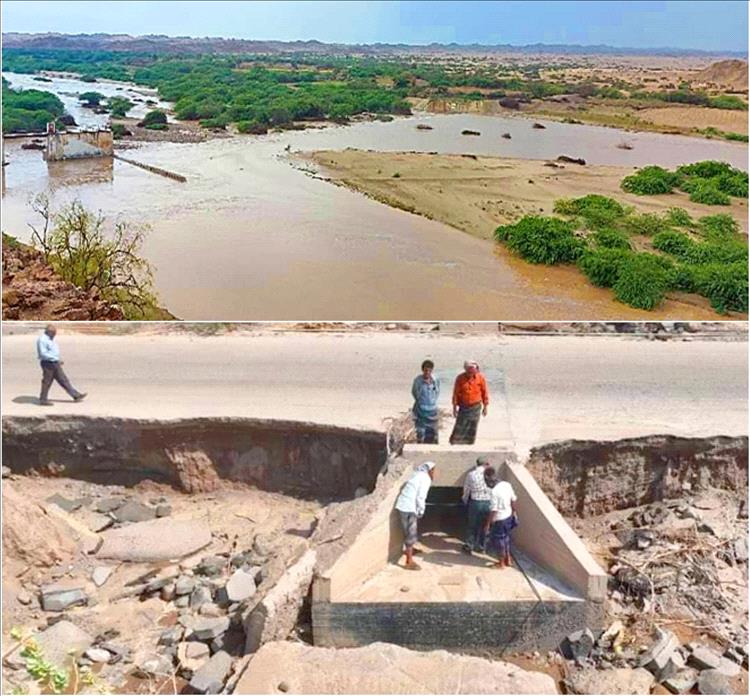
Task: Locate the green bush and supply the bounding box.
[79,90,105,106]
[591,228,632,250]
[698,214,739,240]
[139,109,167,126]
[708,95,748,111]
[621,166,679,195]
[110,123,128,138]
[237,120,269,134]
[578,247,632,287]
[692,262,748,313]
[106,96,133,117]
[622,212,668,236]
[715,171,748,198]
[676,161,733,179]
[144,122,168,131]
[724,132,749,142]
[613,254,672,310]
[553,194,625,229]
[652,230,693,257]
[688,180,730,206]
[665,207,694,228]
[680,240,748,265]
[494,216,585,265]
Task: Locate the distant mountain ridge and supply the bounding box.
[2,32,746,58]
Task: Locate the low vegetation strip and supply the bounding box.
[2,77,65,133]
[495,184,748,314]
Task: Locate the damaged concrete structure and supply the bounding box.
[312,444,608,652]
[45,128,113,161]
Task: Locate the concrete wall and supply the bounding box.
[504,462,607,602]
[402,444,516,487]
[2,416,386,501]
[45,129,113,161]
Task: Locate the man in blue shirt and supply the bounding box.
[411,359,440,444]
[37,325,86,406]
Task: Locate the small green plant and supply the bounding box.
[392,172,401,178]
[699,214,740,240]
[613,253,673,310]
[495,216,585,264]
[724,132,749,142]
[578,247,631,287]
[20,639,69,694]
[677,160,734,179]
[664,207,694,228]
[105,96,133,118]
[688,180,730,206]
[652,230,693,257]
[553,194,625,229]
[622,212,668,237]
[621,166,679,195]
[591,228,632,250]
[692,262,748,314]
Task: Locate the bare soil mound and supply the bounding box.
[2,235,125,321]
[693,59,749,91]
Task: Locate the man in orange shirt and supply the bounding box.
[449,360,489,445]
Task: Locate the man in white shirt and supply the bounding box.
[484,478,518,569]
[36,325,86,406]
[461,456,492,554]
[395,461,436,571]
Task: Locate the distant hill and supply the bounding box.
[2,32,746,58]
[693,59,749,91]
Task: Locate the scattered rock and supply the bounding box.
[85,647,112,663]
[192,616,230,641]
[461,129,481,136]
[92,566,114,587]
[532,122,547,129]
[138,654,173,677]
[16,589,32,605]
[640,628,681,681]
[46,493,82,513]
[416,124,433,130]
[225,569,257,603]
[178,641,210,671]
[161,582,176,602]
[175,595,190,608]
[563,628,595,663]
[557,155,586,165]
[688,645,723,671]
[663,668,699,694]
[697,669,732,695]
[2,465,11,478]
[41,584,88,612]
[197,555,226,577]
[158,626,184,646]
[33,621,94,670]
[112,500,156,523]
[175,576,196,596]
[191,584,213,609]
[95,497,126,513]
[252,536,275,559]
[501,132,512,139]
[189,650,233,694]
[199,602,224,617]
[156,503,172,517]
[733,537,748,563]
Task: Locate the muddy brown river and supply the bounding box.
[2,73,747,320]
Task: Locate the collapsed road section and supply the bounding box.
[2,415,748,694]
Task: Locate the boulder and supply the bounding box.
[640,628,681,680]
[568,667,655,695]
[663,668,699,694]
[41,584,88,612]
[235,641,556,694]
[688,645,723,671]
[189,650,233,694]
[33,621,93,670]
[46,493,82,513]
[697,669,732,695]
[112,500,156,523]
[97,517,212,562]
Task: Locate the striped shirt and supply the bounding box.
[462,466,492,503]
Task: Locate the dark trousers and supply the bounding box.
[450,403,482,445]
[414,413,439,444]
[40,361,80,402]
[465,499,490,550]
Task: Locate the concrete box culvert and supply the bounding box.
[1,416,389,501]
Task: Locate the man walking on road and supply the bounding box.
[449,360,489,445]
[461,456,492,554]
[411,359,440,444]
[37,325,86,406]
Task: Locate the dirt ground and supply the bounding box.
[636,106,749,135]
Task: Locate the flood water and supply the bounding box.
[2,73,747,320]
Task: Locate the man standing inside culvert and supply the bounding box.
[450,360,489,445]
[461,456,492,554]
[485,474,518,569]
[411,359,440,444]
[395,461,436,570]
[37,324,87,406]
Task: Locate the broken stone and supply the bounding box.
[159,626,184,646]
[92,566,113,587]
[156,504,172,517]
[161,582,176,602]
[192,616,230,641]
[189,650,233,694]
[95,497,125,513]
[33,620,94,670]
[112,500,156,523]
[41,585,88,612]
[97,517,212,562]
[99,642,127,664]
[46,493,82,513]
[85,647,111,663]
[688,645,723,671]
[199,603,223,617]
[640,628,681,681]
[663,668,699,694]
[16,589,32,605]
[175,576,196,596]
[78,510,114,533]
[190,585,213,609]
[733,537,748,563]
[697,669,732,695]
[175,595,190,608]
[225,569,256,603]
[138,654,173,677]
[178,641,210,672]
[252,534,274,558]
[196,555,225,577]
[567,666,655,695]
[563,628,595,663]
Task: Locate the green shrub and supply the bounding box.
[688,180,730,206]
[622,212,668,236]
[698,214,739,240]
[692,262,748,313]
[665,207,694,228]
[111,123,128,138]
[237,120,268,134]
[676,160,733,179]
[714,171,748,198]
[652,230,694,257]
[708,95,748,111]
[672,264,698,293]
[144,122,168,131]
[106,96,133,117]
[139,109,167,126]
[621,166,679,195]
[553,194,625,229]
[724,132,749,142]
[494,216,585,264]
[591,228,632,250]
[578,247,632,287]
[613,253,672,310]
[680,240,748,265]
[79,90,105,106]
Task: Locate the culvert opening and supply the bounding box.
[1,416,390,502]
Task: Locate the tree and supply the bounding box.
[139,109,168,126]
[79,91,105,106]
[106,96,133,117]
[27,195,161,319]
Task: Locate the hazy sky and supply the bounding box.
[2,1,747,52]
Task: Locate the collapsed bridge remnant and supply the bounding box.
[45,127,113,161]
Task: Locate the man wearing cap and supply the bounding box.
[449,360,489,445]
[461,456,492,554]
[394,461,436,570]
[36,324,87,406]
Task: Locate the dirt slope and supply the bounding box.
[693,59,749,91]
